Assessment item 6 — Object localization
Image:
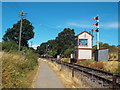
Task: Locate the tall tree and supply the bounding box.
[47,40,58,57]
[3,19,34,47]
[36,28,75,58]
[56,28,75,57]
[36,42,48,55]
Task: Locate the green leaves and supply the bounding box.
[2,47,38,88]
[36,28,75,58]
[3,19,34,47]
[2,41,18,52]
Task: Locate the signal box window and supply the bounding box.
[79,39,88,46]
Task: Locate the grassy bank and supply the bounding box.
[2,50,39,88]
[58,58,120,73]
[77,60,120,73]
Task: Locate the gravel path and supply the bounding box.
[34,60,65,88]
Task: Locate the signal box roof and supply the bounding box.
[75,31,94,37]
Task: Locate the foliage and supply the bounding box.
[36,42,48,55]
[3,19,34,47]
[2,49,38,88]
[2,18,37,88]
[63,47,74,57]
[92,42,118,60]
[36,28,75,58]
[1,41,39,88]
[93,42,118,53]
[77,60,119,73]
[36,27,118,60]
[56,28,75,56]
[2,41,18,52]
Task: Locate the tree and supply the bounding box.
[56,28,75,56]
[36,42,48,55]
[36,28,75,58]
[3,19,34,47]
[47,40,58,57]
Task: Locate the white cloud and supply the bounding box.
[101,22,118,29]
[56,25,61,28]
[31,45,39,49]
[67,22,94,28]
[67,22,118,29]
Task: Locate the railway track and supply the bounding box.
[48,58,120,88]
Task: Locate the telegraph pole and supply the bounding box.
[18,11,27,51]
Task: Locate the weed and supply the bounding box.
[2,50,38,88]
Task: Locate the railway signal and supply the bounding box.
[92,15,100,50]
[93,16,99,20]
[93,22,98,26]
[92,29,99,32]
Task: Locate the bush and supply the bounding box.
[2,41,39,88]
[2,41,18,52]
[21,47,38,65]
[2,50,38,88]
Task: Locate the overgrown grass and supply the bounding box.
[77,60,120,73]
[109,53,118,61]
[2,51,38,88]
[58,58,120,73]
[58,58,70,63]
[2,41,39,88]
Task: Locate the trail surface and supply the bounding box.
[34,59,65,88]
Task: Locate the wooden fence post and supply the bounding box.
[72,63,74,77]
[112,74,117,88]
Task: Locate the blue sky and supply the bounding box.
[2,0,120,2]
[2,2,118,48]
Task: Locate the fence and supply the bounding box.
[47,58,120,88]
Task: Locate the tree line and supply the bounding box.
[2,19,118,59]
[36,28,75,58]
[36,28,118,58]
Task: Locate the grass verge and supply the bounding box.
[58,58,120,73]
[2,51,39,88]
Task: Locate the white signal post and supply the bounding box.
[92,15,100,50]
[97,15,99,50]
[97,30,99,50]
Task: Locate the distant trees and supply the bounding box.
[36,42,48,55]
[93,42,118,53]
[56,28,75,57]
[36,28,118,59]
[3,19,34,47]
[36,28,75,58]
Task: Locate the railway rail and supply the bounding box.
[46,58,120,88]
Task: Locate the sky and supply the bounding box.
[2,2,118,49]
[1,0,120,2]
